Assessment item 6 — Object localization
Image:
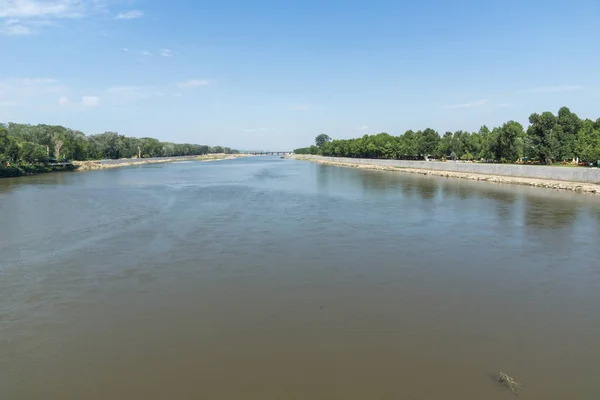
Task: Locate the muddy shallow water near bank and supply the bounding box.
[1,157,600,399]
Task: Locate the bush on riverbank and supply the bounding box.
[0,164,76,178]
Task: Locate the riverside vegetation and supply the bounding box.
[0,123,238,178]
[295,106,600,166]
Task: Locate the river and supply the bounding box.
[1,156,599,399]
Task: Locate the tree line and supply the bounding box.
[295,107,600,165]
[1,122,238,166]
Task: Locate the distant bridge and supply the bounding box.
[245,151,293,155]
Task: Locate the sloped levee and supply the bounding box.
[297,155,600,184]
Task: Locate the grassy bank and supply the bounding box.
[289,155,600,195]
[0,164,76,178]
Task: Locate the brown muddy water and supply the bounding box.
[1,156,600,399]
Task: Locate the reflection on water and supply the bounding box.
[320,163,595,232]
[523,195,579,230]
[0,170,73,194]
[440,180,476,201]
[1,157,600,400]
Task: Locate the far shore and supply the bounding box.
[73,153,250,171]
[288,155,600,195]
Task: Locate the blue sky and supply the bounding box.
[1,0,599,150]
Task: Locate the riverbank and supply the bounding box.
[289,155,600,194]
[73,153,249,171]
[0,164,76,178]
[0,154,249,178]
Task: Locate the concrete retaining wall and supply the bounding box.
[298,155,600,184]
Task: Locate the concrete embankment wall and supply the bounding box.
[298,155,600,184]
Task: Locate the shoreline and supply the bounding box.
[1,154,250,178]
[0,164,76,178]
[289,155,600,195]
[73,153,250,171]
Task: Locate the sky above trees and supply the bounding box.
[1,0,599,150]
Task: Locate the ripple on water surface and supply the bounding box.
[1,157,600,399]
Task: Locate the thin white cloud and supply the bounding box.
[58,95,70,106]
[177,79,211,88]
[160,49,173,57]
[57,95,100,108]
[244,127,271,133]
[0,77,104,111]
[106,86,138,93]
[1,76,210,111]
[1,78,64,106]
[0,19,34,35]
[442,99,488,110]
[0,0,84,19]
[121,47,128,52]
[288,105,311,111]
[81,96,99,108]
[526,85,584,93]
[243,127,278,137]
[1,77,63,111]
[356,125,369,130]
[106,86,160,95]
[105,86,165,105]
[5,77,58,86]
[0,0,113,35]
[115,10,143,20]
[140,51,152,56]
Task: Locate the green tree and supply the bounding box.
[477,125,495,160]
[293,105,600,166]
[576,119,600,163]
[496,121,525,162]
[415,128,440,158]
[464,131,481,160]
[400,130,418,157]
[437,131,453,156]
[2,136,21,164]
[449,130,474,159]
[20,142,49,164]
[0,126,10,164]
[527,112,561,164]
[139,137,162,157]
[315,133,331,148]
[1,122,237,169]
[556,106,582,160]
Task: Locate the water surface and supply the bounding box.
[1,157,600,399]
